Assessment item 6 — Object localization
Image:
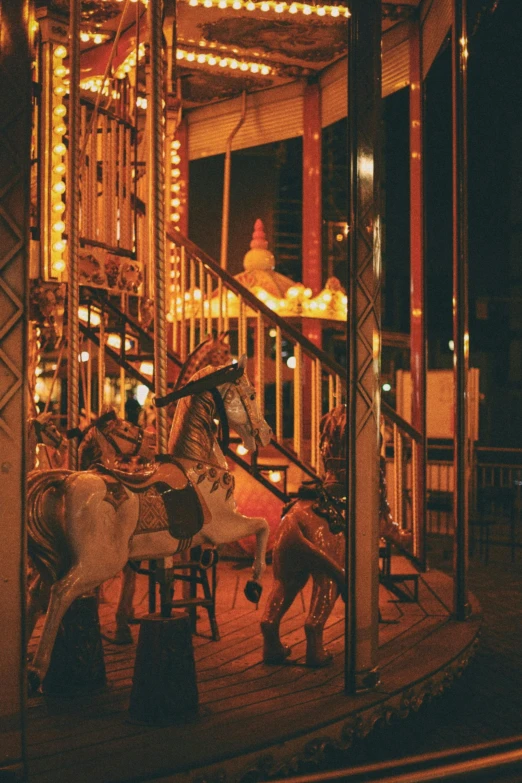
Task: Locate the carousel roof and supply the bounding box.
[41,0,422,109]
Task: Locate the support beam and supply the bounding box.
[302,81,322,298]
[346,0,382,694]
[409,21,427,569]
[452,0,471,620]
[0,0,31,775]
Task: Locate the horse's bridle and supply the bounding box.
[68,410,145,458]
[33,418,64,449]
[222,376,262,444]
[94,410,144,458]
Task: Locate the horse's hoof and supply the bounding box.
[102,627,134,645]
[263,645,291,664]
[244,580,262,604]
[27,669,41,696]
[199,548,218,569]
[306,651,333,668]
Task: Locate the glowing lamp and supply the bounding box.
[52,259,66,273]
[52,181,66,194]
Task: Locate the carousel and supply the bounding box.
[0,0,480,781]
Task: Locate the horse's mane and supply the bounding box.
[175,333,230,391]
[320,405,347,462]
[168,364,224,460]
[78,426,103,469]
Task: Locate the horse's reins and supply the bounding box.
[67,410,144,457]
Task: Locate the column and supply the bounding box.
[302,80,323,348]
[0,0,31,775]
[345,0,382,693]
[409,21,427,569]
[452,0,471,620]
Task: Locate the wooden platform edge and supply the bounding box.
[153,610,481,783]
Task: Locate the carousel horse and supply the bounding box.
[261,405,347,668]
[27,412,68,470]
[261,406,410,667]
[26,410,156,642]
[26,356,271,693]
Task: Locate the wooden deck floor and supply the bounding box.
[27,559,481,783]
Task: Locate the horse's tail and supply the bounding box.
[27,469,73,584]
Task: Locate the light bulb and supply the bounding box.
[54,45,67,59]
[52,181,66,194]
[54,65,67,77]
[53,143,66,155]
[52,201,66,213]
[53,123,67,135]
[53,85,66,97]
[93,34,103,45]
[53,104,67,117]
[52,220,66,233]
[52,259,66,273]
[53,239,66,252]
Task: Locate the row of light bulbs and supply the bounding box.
[51,44,68,276]
[187,0,350,16]
[176,47,273,75]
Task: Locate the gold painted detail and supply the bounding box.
[136,487,169,536]
[102,479,128,511]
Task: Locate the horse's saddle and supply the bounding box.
[95,456,204,542]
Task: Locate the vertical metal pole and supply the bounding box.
[346,0,382,694]
[149,0,168,455]
[409,21,427,570]
[0,1,31,774]
[220,92,246,270]
[98,311,105,413]
[452,0,471,620]
[67,0,81,471]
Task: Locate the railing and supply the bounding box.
[382,400,425,567]
[165,228,346,473]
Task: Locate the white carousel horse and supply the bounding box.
[27,412,68,470]
[26,410,157,643]
[26,356,271,693]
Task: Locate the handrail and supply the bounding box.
[381,399,422,443]
[85,287,183,369]
[166,227,346,379]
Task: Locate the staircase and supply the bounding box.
[78,228,346,503]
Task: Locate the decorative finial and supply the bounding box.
[243,219,275,272]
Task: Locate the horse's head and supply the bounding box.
[29,412,65,451]
[220,355,272,452]
[80,409,155,468]
[319,405,347,494]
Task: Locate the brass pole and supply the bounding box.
[149,0,168,454]
[67,0,81,470]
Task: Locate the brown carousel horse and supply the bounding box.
[261,405,347,668]
[261,406,409,668]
